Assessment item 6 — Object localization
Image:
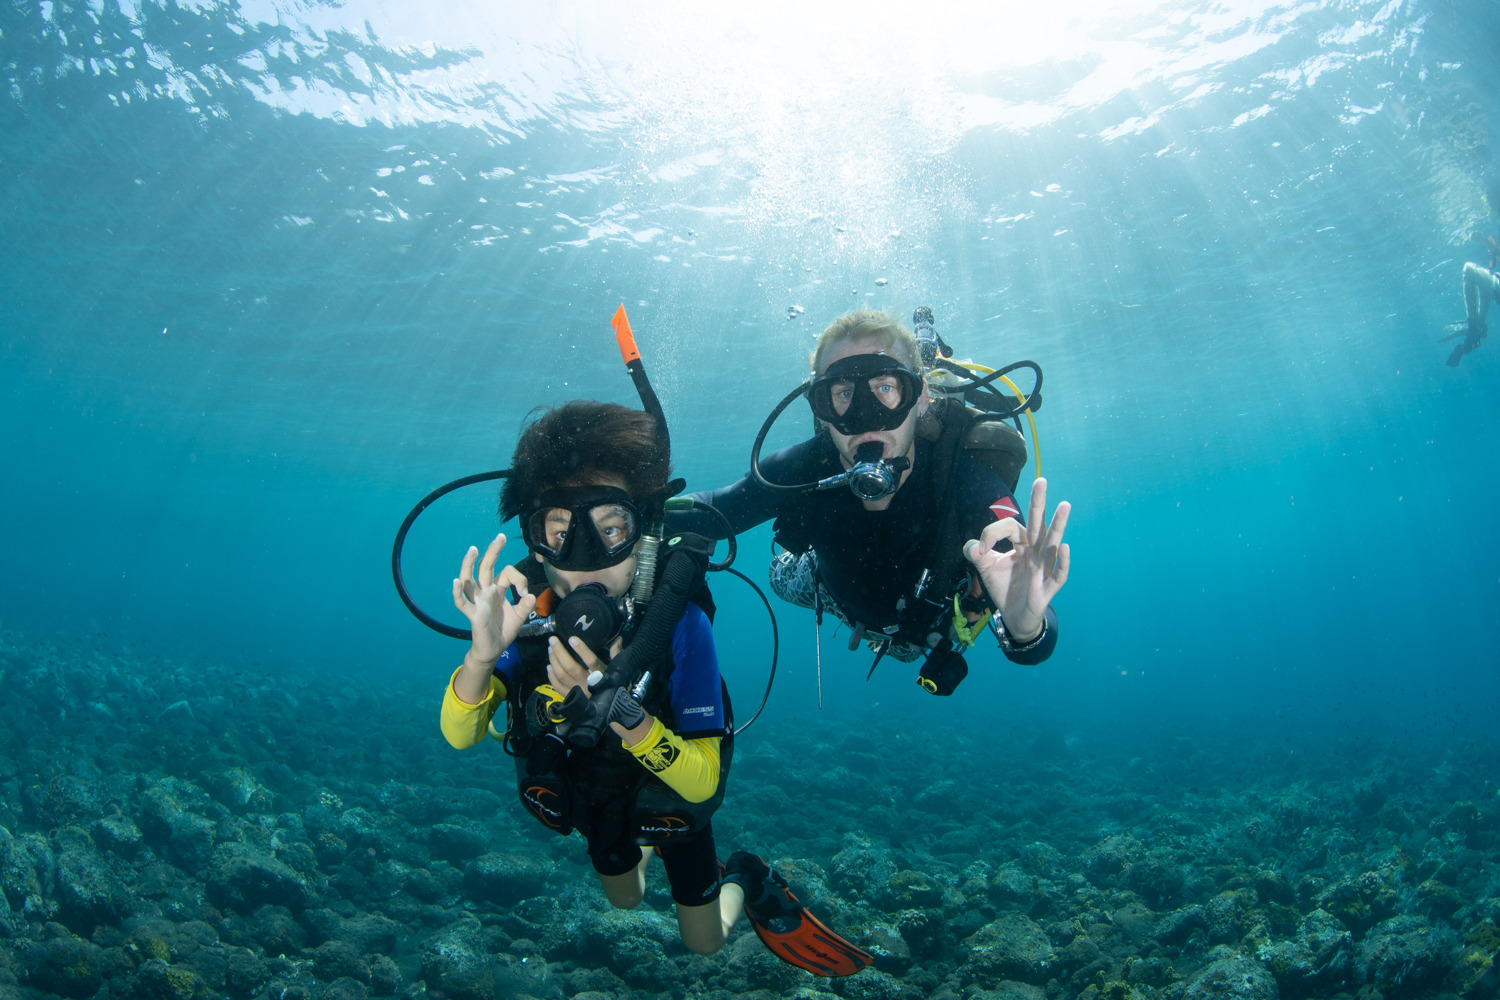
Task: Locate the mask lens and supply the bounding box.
[588,503,638,555]
[528,508,574,554]
[869,375,906,410]
[829,381,857,416]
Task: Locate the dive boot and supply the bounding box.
[722,852,873,978]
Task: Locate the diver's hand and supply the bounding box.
[452,534,535,683]
[546,636,652,744]
[964,478,1071,642]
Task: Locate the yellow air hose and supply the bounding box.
[949,360,1041,479]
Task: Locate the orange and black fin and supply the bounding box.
[748,903,874,978]
[725,852,873,978]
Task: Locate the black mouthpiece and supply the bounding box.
[854,441,885,464]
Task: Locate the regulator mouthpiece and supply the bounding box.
[813,440,910,502]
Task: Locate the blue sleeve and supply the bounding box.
[492,643,522,691]
[665,604,726,738]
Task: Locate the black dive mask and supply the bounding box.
[521,485,643,572]
[808,352,924,436]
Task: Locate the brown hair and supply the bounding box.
[499,400,671,520]
[810,307,922,374]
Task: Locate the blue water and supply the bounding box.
[4,0,1500,754]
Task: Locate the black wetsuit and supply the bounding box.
[684,432,1058,665]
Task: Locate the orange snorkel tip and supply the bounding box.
[612,304,641,365]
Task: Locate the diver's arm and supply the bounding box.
[997,605,1058,665]
[623,723,722,802]
[451,533,537,704]
[965,477,1071,650]
[676,440,825,537]
[440,666,506,749]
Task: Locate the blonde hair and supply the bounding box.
[810,307,921,374]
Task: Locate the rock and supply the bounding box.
[20,931,106,998]
[829,833,895,904]
[0,829,55,920]
[852,920,911,974]
[990,864,1041,909]
[1256,908,1353,995]
[136,782,218,871]
[314,941,370,983]
[978,983,1047,1000]
[426,823,488,862]
[1182,955,1279,1000]
[963,912,1056,984]
[206,843,312,913]
[883,869,945,910]
[249,905,306,956]
[1182,953,1278,1000]
[325,978,370,1000]
[224,949,270,998]
[418,916,558,1000]
[1443,921,1500,998]
[369,954,402,996]
[130,958,212,1000]
[838,968,905,1000]
[461,853,550,904]
[204,769,273,815]
[1357,914,1456,996]
[1207,890,1259,942]
[54,831,131,931]
[1157,905,1208,945]
[404,868,445,903]
[94,814,144,857]
[302,909,398,953]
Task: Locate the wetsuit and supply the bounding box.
[439,601,729,906]
[685,431,1058,665]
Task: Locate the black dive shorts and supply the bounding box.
[587,821,721,906]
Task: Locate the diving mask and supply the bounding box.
[521,485,643,572]
[808,352,924,436]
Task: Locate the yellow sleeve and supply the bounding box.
[623,719,721,803]
[440,666,508,749]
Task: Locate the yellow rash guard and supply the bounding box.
[622,719,722,803]
[439,667,505,750]
[439,666,721,802]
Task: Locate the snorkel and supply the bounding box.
[612,306,665,608]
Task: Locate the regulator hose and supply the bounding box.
[391,469,509,641]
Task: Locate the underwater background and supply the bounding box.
[3,1,1500,999]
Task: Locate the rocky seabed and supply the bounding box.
[0,628,1497,1000]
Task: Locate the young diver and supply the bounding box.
[682,308,1070,695]
[1449,235,1500,367]
[439,400,872,976]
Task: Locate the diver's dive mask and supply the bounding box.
[808,352,924,436]
[521,485,644,572]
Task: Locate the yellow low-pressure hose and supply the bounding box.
[952,361,1041,479]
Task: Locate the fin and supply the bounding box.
[726,853,874,978]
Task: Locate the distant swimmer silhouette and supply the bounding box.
[1446,234,1499,368]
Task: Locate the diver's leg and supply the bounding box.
[769,550,818,609]
[662,827,739,956]
[1464,264,1491,333]
[592,840,648,909]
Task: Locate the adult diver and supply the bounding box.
[677,307,1071,696]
